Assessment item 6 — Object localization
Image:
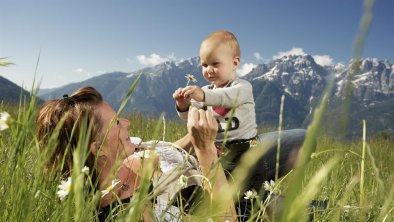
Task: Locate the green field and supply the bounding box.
[0,97,393,221]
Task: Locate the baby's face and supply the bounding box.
[200,41,240,88]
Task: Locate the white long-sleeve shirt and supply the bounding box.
[177,78,257,143]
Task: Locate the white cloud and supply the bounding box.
[273,47,306,59]
[167,52,177,61]
[253,52,264,61]
[237,63,257,76]
[73,68,90,76]
[272,48,334,66]
[135,53,176,66]
[312,55,333,66]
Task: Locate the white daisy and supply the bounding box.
[244,190,259,200]
[57,177,72,201]
[263,180,276,192]
[101,178,121,197]
[185,74,197,86]
[0,112,11,131]
[81,166,89,175]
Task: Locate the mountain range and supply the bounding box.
[2,54,392,138]
[0,75,40,105]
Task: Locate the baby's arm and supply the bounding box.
[204,80,253,107]
[182,86,205,102]
[174,86,207,120]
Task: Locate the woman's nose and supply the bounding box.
[121,118,130,127]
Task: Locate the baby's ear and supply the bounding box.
[233,56,240,68]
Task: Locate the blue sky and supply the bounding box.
[1,0,393,89]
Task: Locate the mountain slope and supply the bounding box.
[0,75,36,104]
[39,58,204,116]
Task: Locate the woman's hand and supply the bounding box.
[187,106,218,173]
[187,107,217,155]
[187,107,237,221]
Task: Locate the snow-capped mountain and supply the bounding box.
[334,58,394,105]
[243,55,394,137]
[38,55,394,138]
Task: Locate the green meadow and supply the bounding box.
[0,93,393,221]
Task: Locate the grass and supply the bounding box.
[1,96,394,221]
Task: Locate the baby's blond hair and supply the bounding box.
[202,30,241,58]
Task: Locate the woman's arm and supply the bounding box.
[187,107,237,221]
[173,133,194,152]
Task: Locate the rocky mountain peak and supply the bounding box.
[333,58,394,104]
[176,56,200,68]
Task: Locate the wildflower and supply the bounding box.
[57,177,72,201]
[263,180,276,192]
[244,190,259,200]
[0,112,11,131]
[81,166,89,175]
[101,178,121,197]
[206,218,214,222]
[185,74,197,86]
[179,175,188,188]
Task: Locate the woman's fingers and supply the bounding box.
[187,107,217,150]
[205,108,218,132]
[187,106,198,128]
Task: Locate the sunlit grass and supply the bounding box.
[1,95,393,221]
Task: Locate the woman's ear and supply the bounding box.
[90,141,98,156]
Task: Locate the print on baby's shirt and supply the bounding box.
[217,117,239,133]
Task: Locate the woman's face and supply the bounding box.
[95,102,136,161]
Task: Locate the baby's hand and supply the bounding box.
[182,86,204,102]
[173,88,191,112]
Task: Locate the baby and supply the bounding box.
[173,30,258,170]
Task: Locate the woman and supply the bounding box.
[36,86,236,221]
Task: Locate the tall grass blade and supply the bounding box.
[360,120,366,206]
[275,95,285,181]
[338,0,374,137]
